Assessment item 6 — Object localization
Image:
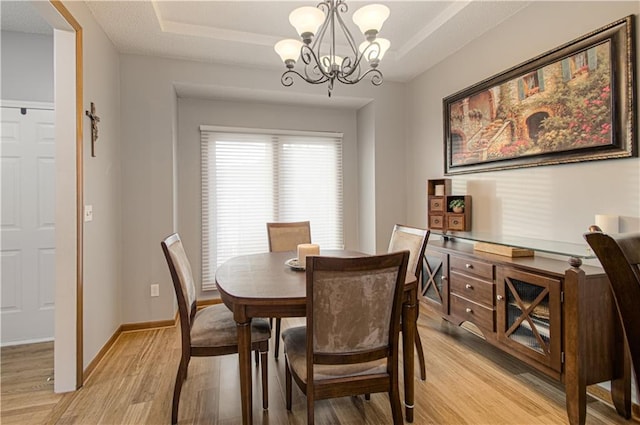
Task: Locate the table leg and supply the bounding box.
[237,320,253,425]
[402,288,417,423]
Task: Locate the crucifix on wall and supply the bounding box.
[85,102,100,157]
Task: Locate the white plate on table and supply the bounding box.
[285,258,305,271]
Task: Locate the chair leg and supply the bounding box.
[172,356,189,425]
[307,392,315,425]
[275,318,282,359]
[255,349,259,365]
[260,350,269,410]
[285,357,292,411]
[389,355,403,425]
[415,330,427,381]
[389,386,403,425]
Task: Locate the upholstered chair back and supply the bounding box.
[161,233,197,340]
[388,224,430,280]
[307,252,409,358]
[267,221,311,252]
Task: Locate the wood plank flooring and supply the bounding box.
[2,308,638,424]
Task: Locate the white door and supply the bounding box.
[1,103,55,345]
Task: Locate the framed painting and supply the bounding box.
[443,15,636,175]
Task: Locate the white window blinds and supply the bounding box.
[201,128,344,290]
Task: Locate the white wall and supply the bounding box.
[177,98,359,297]
[357,102,376,254]
[120,54,407,322]
[374,85,407,251]
[53,26,77,393]
[406,2,640,243]
[62,1,122,371]
[1,31,53,102]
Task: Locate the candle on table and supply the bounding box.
[297,243,320,268]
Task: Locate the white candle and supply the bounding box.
[435,185,444,196]
[297,243,320,268]
[595,214,619,234]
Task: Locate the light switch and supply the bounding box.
[84,205,93,222]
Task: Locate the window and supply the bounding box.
[200,127,344,290]
[518,70,545,99]
[561,48,598,81]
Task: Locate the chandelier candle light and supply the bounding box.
[275,1,390,97]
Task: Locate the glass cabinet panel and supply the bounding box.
[505,278,550,354]
[421,249,448,312]
[496,266,561,372]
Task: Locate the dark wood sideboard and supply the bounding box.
[420,238,631,425]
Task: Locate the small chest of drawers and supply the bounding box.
[426,179,471,231]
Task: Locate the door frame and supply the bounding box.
[53,0,84,391]
[30,0,84,391]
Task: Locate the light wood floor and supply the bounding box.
[2,307,638,425]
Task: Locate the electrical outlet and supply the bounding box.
[150,284,160,297]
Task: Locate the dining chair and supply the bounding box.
[282,251,410,425]
[161,233,271,424]
[266,220,311,359]
[583,229,640,391]
[388,224,430,380]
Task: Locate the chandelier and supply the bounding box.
[274,1,390,97]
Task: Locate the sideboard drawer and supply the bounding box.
[447,215,466,231]
[450,256,493,280]
[429,197,445,212]
[450,273,494,308]
[429,215,445,229]
[450,294,494,331]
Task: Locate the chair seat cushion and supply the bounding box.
[191,304,271,348]
[282,326,387,382]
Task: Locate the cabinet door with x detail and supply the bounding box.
[420,248,449,314]
[496,266,562,373]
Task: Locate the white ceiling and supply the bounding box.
[2,1,531,83]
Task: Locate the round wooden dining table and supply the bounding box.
[216,249,418,425]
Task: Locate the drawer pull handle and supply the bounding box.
[497,295,503,301]
[465,263,473,269]
[465,308,472,313]
[465,284,472,289]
